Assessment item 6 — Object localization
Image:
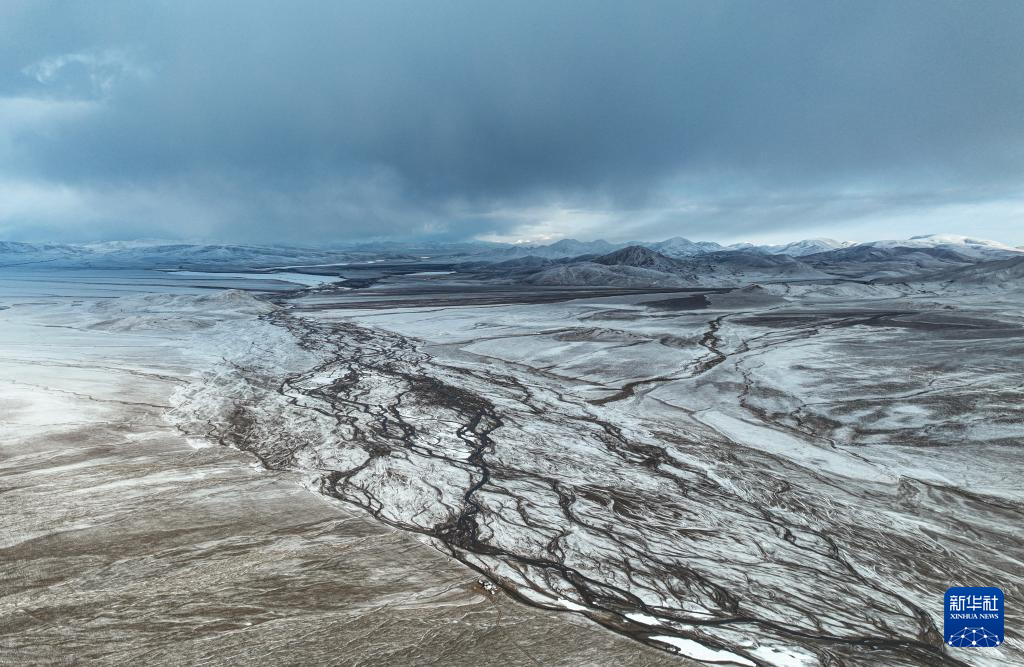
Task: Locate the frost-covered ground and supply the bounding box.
[0,273,672,666]
[172,275,1024,666]
[2,265,1021,666]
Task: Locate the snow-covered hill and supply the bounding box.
[928,254,1024,289]
[758,238,855,256]
[593,246,684,271]
[480,239,626,260]
[646,237,724,257]
[863,234,1023,260]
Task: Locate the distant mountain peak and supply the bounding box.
[647,237,723,257]
[593,245,680,270]
[757,238,855,256]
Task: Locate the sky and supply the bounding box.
[1,1,1023,246]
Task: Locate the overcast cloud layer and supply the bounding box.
[2,1,1023,245]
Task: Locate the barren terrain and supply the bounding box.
[2,255,1022,666]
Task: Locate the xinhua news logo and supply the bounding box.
[944,587,1003,648]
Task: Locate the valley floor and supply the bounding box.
[0,280,672,666]
[2,270,1022,666]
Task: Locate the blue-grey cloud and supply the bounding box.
[2,1,1023,244]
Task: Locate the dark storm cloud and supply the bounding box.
[2,1,1023,243]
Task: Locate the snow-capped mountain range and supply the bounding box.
[477,234,1024,289]
[487,233,1020,260]
[0,233,1019,276]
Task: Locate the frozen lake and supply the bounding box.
[0,267,323,304]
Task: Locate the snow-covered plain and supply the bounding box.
[0,273,672,666]
[3,255,1022,666]
[169,271,1024,666]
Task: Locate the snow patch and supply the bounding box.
[626,612,662,625]
[749,644,819,666]
[651,636,756,666]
